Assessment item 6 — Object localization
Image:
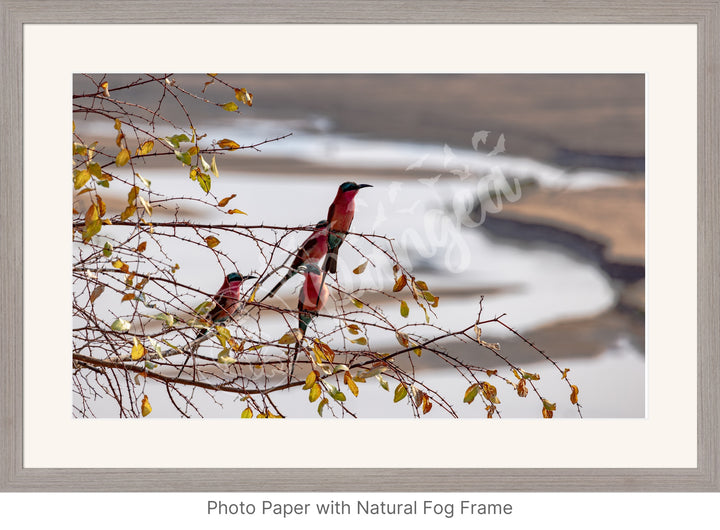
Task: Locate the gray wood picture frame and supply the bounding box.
[1,0,718,492]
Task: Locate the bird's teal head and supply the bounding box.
[340,181,372,192]
[297,263,322,275]
[226,272,256,282]
[315,219,329,228]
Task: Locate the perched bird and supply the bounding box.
[262,220,329,301]
[197,272,257,337]
[289,263,330,380]
[323,181,372,274]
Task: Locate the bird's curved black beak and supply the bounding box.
[244,275,258,280]
[356,183,372,189]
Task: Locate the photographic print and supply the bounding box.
[72,73,645,420]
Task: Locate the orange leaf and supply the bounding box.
[392,275,407,292]
[218,193,236,207]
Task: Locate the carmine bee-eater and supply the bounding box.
[262,220,329,301]
[289,263,330,380]
[323,181,373,274]
[197,272,257,337]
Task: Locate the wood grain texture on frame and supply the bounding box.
[1,0,718,491]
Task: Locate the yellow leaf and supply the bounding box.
[210,155,219,177]
[139,196,152,217]
[187,145,199,156]
[116,148,131,167]
[73,169,91,189]
[561,368,571,380]
[120,205,136,221]
[227,209,247,215]
[400,300,409,318]
[138,140,154,155]
[234,87,253,106]
[542,408,554,419]
[96,195,106,217]
[570,384,579,404]
[308,382,322,402]
[222,101,239,112]
[131,336,145,360]
[141,395,152,417]
[350,336,367,346]
[241,407,253,419]
[218,193,236,207]
[115,131,125,148]
[303,371,317,390]
[136,241,147,253]
[392,275,407,292]
[344,372,359,397]
[350,297,363,308]
[412,345,422,356]
[205,236,220,248]
[353,261,368,274]
[415,280,429,291]
[347,324,361,335]
[121,293,135,302]
[217,138,240,150]
[278,330,302,345]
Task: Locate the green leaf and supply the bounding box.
[87,162,102,179]
[197,172,211,194]
[194,300,215,316]
[317,398,328,417]
[328,385,346,402]
[164,134,191,149]
[217,349,236,364]
[376,375,389,392]
[82,219,102,242]
[393,383,407,403]
[400,300,409,318]
[175,150,192,166]
[102,242,113,257]
[463,383,479,404]
[73,169,91,190]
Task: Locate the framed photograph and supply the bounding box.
[1,1,718,491]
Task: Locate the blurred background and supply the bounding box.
[74,74,645,418]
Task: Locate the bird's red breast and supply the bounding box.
[299,272,329,313]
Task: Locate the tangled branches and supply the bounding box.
[72,74,582,419]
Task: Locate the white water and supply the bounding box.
[75,118,644,418]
